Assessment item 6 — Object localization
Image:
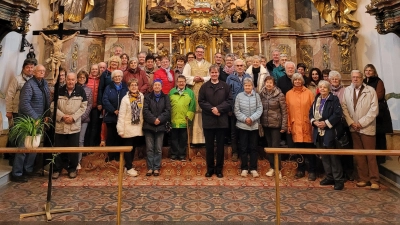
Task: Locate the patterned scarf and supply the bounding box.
[129,91,142,124]
[164,67,173,82]
[313,94,329,136]
[331,84,343,93]
[223,65,235,75]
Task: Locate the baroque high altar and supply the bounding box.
[33,0,365,82]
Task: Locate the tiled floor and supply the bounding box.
[1,175,400,224]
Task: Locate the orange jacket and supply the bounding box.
[286,86,314,143]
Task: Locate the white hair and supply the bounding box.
[284,61,295,68]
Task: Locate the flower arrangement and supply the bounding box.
[181,18,192,26]
[209,16,223,26]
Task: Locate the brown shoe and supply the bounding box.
[68,171,77,179]
[231,153,238,162]
[52,172,60,179]
[153,170,160,176]
[356,181,371,187]
[370,183,380,190]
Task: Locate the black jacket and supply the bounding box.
[143,91,171,132]
[309,93,342,147]
[198,80,232,129]
[266,60,277,74]
[277,75,293,95]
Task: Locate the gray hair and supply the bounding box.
[67,72,77,79]
[137,51,147,57]
[129,57,139,64]
[284,61,295,68]
[318,80,331,92]
[280,54,288,58]
[243,77,254,85]
[195,45,205,50]
[234,59,245,66]
[272,49,280,54]
[111,70,123,79]
[225,53,235,60]
[291,73,304,84]
[351,70,363,78]
[328,70,341,80]
[252,55,261,61]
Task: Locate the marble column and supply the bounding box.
[272,0,290,29]
[112,0,129,28]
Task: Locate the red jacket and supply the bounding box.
[87,75,100,108]
[123,68,149,94]
[153,68,175,94]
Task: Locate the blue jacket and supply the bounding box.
[19,77,50,119]
[97,70,113,106]
[102,82,128,123]
[309,93,342,147]
[272,66,285,82]
[226,72,252,104]
[234,90,263,131]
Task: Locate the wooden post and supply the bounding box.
[274,153,281,225]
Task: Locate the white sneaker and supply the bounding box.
[127,168,138,177]
[77,163,81,170]
[279,171,282,179]
[250,170,259,178]
[266,168,274,177]
[241,170,248,177]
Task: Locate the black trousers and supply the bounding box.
[121,136,140,170]
[106,123,122,160]
[294,142,316,173]
[86,108,102,146]
[204,128,225,174]
[54,133,80,173]
[170,128,188,158]
[238,129,258,171]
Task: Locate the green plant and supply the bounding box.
[8,114,52,146]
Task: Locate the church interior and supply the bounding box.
[1,0,400,224]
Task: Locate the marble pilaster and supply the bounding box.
[272,0,290,29]
[112,0,129,28]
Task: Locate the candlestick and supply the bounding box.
[258,34,262,55]
[139,34,142,52]
[244,34,247,53]
[154,34,157,54]
[230,34,233,53]
[169,34,172,55]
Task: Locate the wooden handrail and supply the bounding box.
[264,147,400,225]
[264,148,400,156]
[0,146,131,153]
[1,146,131,225]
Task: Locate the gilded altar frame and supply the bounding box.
[139,0,262,33]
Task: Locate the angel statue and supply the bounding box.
[311,0,359,28]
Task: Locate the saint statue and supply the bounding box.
[40,31,80,83]
[156,43,169,57]
[51,0,94,23]
[311,0,359,28]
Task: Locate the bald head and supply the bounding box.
[66,72,77,91]
[34,64,46,80]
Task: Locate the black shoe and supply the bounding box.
[294,171,305,179]
[334,181,344,190]
[345,173,355,181]
[179,157,186,162]
[170,155,177,161]
[10,175,28,183]
[217,173,223,178]
[308,172,316,181]
[205,171,213,177]
[320,178,335,186]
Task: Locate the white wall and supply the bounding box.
[355,0,400,130]
[0,0,51,129]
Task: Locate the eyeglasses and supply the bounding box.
[187,56,195,59]
[235,65,244,67]
[352,76,362,79]
[78,77,86,79]
[195,51,204,53]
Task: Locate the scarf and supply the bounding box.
[154,92,161,102]
[114,83,122,91]
[174,67,183,76]
[128,67,138,74]
[331,84,343,93]
[252,67,261,87]
[223,65,235,75]
[144,67,155,75]
[313,94,329,136]
[164,67,173,82]
[129,91,142,124]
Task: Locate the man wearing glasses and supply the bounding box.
[182,45,212,145]
[226,59,252,162]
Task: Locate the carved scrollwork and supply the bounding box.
[300,45,313,72]
[366,0,400,36]
[278,44,291,60]
[70,44,78,72]
[332,25,357,73]
[88,44,101,70]
[322,44,330,69]
[10,17,23,30]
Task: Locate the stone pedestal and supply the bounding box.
[111,0,129,28]
[272,0,290,30]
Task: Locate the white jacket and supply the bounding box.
[342,83,378,136]
[245,65,270,93]
[5,73,32,114]
[117,92,144,138]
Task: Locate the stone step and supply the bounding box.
[379,156,400,188]
[0,157,11,186]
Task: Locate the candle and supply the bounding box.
[154,34,157,54]
[169,34,172,55]
[139,33,142,52]
[258,34,262,55]
[230,34,233,53]
[244,34,247,53]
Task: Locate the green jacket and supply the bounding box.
[168,86,196,128]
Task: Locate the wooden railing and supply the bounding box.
[264,148,400,225]
[0,146,131,225]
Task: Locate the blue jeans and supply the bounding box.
[144,130,164,170]
[12,153,36,177]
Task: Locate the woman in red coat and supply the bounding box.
[153,56,175,94]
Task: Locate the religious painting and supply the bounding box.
[140,0,261,32]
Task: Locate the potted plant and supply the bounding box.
[8,114,52,148]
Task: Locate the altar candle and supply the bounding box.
[230,34,233,53]
[244,34,247,53]
[169,34,172,54]
[139,33,142,52]
[258,34,262,55]
[154,34,157,53]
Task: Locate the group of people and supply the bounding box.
[5,46,392,192]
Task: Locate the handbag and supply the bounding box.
[165,121,172,133]
[255,94,264,137]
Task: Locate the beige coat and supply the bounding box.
[56,96,87,134]
[5,73,32,114]
[245,65,270,93]
[341,83,378,136]
[117,92,144,138]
